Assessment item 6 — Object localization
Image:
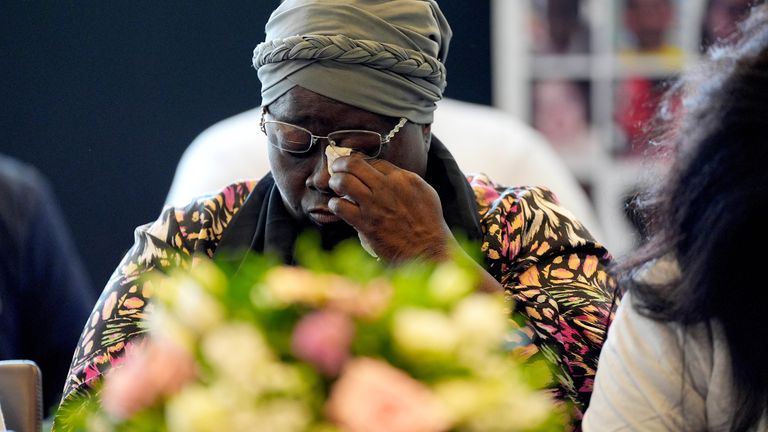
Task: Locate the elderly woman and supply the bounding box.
[62,0,614,425]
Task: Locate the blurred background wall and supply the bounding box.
[0,1,491,292]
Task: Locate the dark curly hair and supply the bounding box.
[619,4,768,430]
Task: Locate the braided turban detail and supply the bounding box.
[253,34,447,91]
[254,0,452,124]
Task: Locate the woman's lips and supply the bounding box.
[308,208,341,225]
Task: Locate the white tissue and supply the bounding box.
[325,145,353,175]
[358,234,377,258]
[324,145,377,258]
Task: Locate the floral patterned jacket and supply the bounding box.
[61,173,615,423]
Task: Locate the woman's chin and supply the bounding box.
[317,221,357,250]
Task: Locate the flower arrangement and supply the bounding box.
[57,236,563,432]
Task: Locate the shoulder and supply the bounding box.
[468,173,572,219]
[144,180,258,256]
[603,293,688,361]
[0,156,57,246]
[584,293,715,431]
[59,180,260,401]
[468,173,600,261]
[174,180,257,220]
[0,155,49,211]
[607,291,726,381]
[468,173,554,224]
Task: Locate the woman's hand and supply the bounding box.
[327,154,456,263]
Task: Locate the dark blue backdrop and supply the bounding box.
[0,1,491,292]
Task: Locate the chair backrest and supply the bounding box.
[0,360,42,432]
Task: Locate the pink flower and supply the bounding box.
[291,310,355,376]
[326,358,450,432]
[101,337,197,419]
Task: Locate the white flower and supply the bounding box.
[392,308,458,358]
[189,256,228,295]
[427,262,475,305]
[201,322,275,392]
[165,384,232,432]
[495,389,553,431]
[246,398,313,432]
[435,374,553,432]
[172,277,225,334]
[84,412,112,432]
[148,306,195,352]
[463,386,553,432]
[452,294,508,347]
[432,379,485,423]
[166,380,313,432]
[249,362,306,395]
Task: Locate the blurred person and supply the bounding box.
[702,0,765,50]
[584,4,768,430]
[60,0,616,427]
[531,0,591,54]
[615,77,672,157]
[617,0,681,156]
[532,80,597,157]
[0,155,95,413]
[622,0,681,56]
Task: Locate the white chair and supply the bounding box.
[166,98,603,238]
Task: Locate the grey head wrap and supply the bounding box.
[253,0,452,124]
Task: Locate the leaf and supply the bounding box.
[54,387,103,432]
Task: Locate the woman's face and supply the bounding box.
[266,86,430,227]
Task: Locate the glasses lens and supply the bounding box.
[328,131,382,158]
[264,122,311,153]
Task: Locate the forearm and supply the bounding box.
[475,262,505,293]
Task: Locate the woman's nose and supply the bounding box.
[306,143,332,193]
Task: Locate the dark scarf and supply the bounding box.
[214,137,482,265]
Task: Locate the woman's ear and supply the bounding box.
[422,124,432,151]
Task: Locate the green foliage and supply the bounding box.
[294,233,384,282]
[55,387,102,432]
[215,251,280,315]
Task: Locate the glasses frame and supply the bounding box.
[260,107,408,159]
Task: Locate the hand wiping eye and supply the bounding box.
[324,145,378,257]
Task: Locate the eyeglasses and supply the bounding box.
[260,107,408,159]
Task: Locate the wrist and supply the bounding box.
[421,228,458,263]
